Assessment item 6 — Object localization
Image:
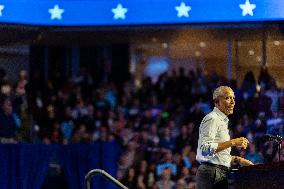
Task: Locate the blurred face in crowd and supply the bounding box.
[165,151,173,161]
[181,167,189,177]
[162,168,171,181]
[180,125,188,136]
[19,69,27,80]
[2,98,12,115]
[164,127,171,137]
[215,87,235,116]
[249,143,256,153]
[16,82,26,96]
[139,160,148,173]
[47,105,55,119]
[1,85,11,95]
[150,123,158,134]
[128,168,135,178]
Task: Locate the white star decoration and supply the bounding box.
[112,4,128,20]
[0,5,4,16]
[175,2,191,18]
[48,5,64,20]
[239,0,256,16]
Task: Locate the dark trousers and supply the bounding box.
[196,164,229,189]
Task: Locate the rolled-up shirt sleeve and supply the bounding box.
[199,116,219,157]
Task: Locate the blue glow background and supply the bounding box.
[0,0,283,26]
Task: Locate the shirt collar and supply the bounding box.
[213,107,229,123]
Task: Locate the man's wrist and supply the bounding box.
[232,156,240,163]
[230,140,236,147]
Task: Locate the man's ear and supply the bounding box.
[214,99,219,106]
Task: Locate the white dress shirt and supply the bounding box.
[196,107,231,167]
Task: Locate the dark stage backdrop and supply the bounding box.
[0,142,122,189]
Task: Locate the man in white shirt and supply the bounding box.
[196,86,253,189]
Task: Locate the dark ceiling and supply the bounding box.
[0,22,283,46]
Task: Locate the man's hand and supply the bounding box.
[216,137,249,153]
[231,137,249,149]
[233,156,254,166]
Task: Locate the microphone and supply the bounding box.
[263,134,282,142]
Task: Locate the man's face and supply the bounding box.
[216,89,235,115]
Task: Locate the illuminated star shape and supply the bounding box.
[48,4,64,20]
[112,4,128,20]
[175,2,191,18]
[0,5,4,16]
[239,0,256,16]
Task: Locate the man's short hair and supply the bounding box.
[213,86,233,101]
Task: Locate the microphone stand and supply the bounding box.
[265,134,282,162]
[278,141,281,162]
[266,135,283,162]
[275,136,282,162]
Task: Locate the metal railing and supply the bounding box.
[85,169,129,189]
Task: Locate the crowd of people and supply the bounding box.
[0,65,283,189]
